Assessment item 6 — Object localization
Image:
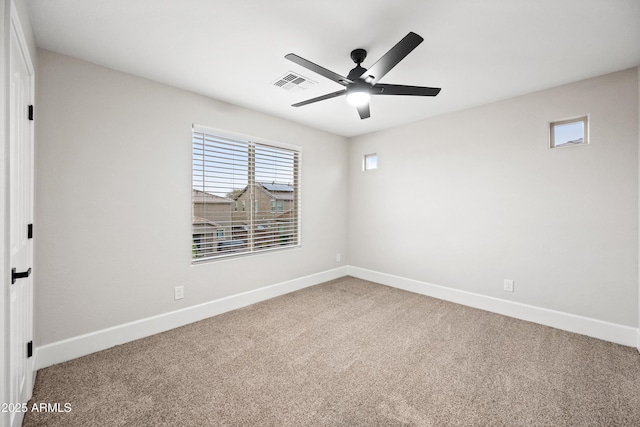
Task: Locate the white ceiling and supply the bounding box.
[26,0,640,138]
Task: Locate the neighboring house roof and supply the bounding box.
[192,216,220,227]
[260,182,294,201]
[234,182,294,201]
[192,189,234,204]
[260,182,293,193]
[276,210,294,220]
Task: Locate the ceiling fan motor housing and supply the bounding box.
[347,80,370,94]
[348,65,368,81]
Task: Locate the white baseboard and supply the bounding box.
[347,266,639,348]
[34,265,640,369]
[35,266,348,369]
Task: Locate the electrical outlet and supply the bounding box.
[174,286,184,300]
[503,279,514,292]
[336,253,341,262]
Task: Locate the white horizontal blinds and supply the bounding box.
[192,129,300,261]
[252,144,300,253]
[192,131,250,259]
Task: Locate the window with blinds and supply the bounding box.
[192,128,300,261]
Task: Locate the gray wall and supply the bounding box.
[34,47,639,348]
[35,49,348,345]
[348,68,639,327]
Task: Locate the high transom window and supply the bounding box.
[192,128,300,262]
[550,116,588,148]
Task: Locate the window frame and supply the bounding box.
[363,153,378,171]
[549,115,589,149]
[191,125,301,263]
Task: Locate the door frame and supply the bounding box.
[0,0,8,420]
[2,1,35,425]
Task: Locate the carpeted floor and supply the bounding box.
[23,276,640,426]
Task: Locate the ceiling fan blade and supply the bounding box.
[359,32,424,85]
[285,53,353,86]
[356,102,370,120]
[292,89,347,107]
[371,84,441,96]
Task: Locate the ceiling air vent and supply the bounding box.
[272,72,316,92]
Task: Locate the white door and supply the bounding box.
[8,8,34,427]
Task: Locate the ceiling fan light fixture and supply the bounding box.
[346,87,370,107]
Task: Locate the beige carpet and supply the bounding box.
[23,276,640,426]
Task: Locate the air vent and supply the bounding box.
[272,72,316,92]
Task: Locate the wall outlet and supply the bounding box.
[336,253,341,262]
[174,285,184,300]
[503,279,514,292]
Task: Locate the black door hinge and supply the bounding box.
[28,105,34,121]
[28,223,33,239]
[27,341,33,358]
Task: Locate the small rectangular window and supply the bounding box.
[550,116,588,148]
[364,153,378,170]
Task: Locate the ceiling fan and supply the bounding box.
[285,32,441,120]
